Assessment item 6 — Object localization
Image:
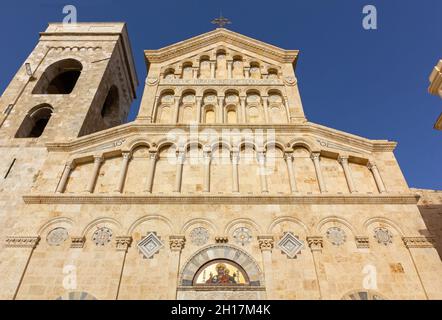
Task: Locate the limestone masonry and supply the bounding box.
[0,23,441,300]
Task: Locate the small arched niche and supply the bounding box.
[15,104,53,138]
[32,59,82,94]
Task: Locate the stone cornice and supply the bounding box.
[144,28,298,65]
[22,193,419,205]
[43,122,397,154]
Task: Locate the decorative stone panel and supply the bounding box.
[277,232,304,258]
[402,236,435,248]
[5,236,40,248]
[138,232,164,259]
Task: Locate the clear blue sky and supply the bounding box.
[1,0,441,190]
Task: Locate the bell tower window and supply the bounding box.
[15,104,53,138]
[32,59,82,94]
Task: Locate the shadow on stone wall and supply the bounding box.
[417,204,442,260]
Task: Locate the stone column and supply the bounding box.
[115,236,132,300]
[284,153,298,193]
[56,161,75,193]
[173,95,180,123]
[257,151,268,193]
[258,235,274,299]
[203,151,211,192]
[283,96,291,123]
[338,156,357,193]
[174,151,185,193]
[227,61,233,79]
[196,96,202,123]
[150,95,159,123]
[311,152,327,193]
[367,162,386,193]
[307,236,324,300]
[87,156,103,193]
[145,151,158,193]
[218,96,224,124]
[192,67,198,79]
[210,61,216,78]
[240,96,247,123]
[230,151,240,193]
[116,152,131,193]
[5,236,40,300]
[168,235,186,300]
[262,96,270,124]
[244,67,250,79]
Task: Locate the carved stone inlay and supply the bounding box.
[355,236,370,249]
[326,227,346,246]
[233,227,252,246]
[138,232,164,259]
[277,232,304,258]
[373,227,393,246]
[169,235,186,251]
[190,227,209,246]
[5,236,40,248]
[47,227,69,246]
[402,236,435,248]
[92,227,113,246]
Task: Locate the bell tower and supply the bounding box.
[0,22,138,143]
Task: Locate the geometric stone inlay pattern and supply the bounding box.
[373,227,393,246]
[277,232,304,258]
[92,227,113,246]
[137,232,163,259]
[189,227,209,246]
[46,227,69,246]
[233,227,252,246]
[326,227,346,246]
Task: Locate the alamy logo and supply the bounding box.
[362,264,378,290]
[362,5,378,30]
[62,5,77,24]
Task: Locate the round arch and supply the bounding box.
[179,244,264,287]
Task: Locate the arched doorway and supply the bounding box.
[178,244,266,299]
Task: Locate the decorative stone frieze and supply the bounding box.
[402,236,435,248]
[355,236,370,249]
[70,236,86,248]
[215,236,229,243]
[5,236,40,249]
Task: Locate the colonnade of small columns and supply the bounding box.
[56,149,387,195]
[154,90,289,124]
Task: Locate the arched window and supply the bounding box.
[226,106,237,124]
[249,62,261,79]
[15,104,53,138]
[204,106,216,124]
[100,85,120,127]
[164,68,175,79]
[267,68,278,79]
[193,260,249,286]
[32,59,82,94]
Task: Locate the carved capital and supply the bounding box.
[310,152,321,161]
[307,236,323,252]
[258,235,274,251]
[70,236,86,249]
[115,236,132,252]
[402,236,435,248]
[122,152,132,160]
[215,236,228,243]
[337,156,349,165]
[367,161,377,171]
[5,236,40,249]
[169,235,186,251]
[355,236,370,249]
[93,155,104,164]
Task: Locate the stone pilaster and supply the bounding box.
[338,156,357,193]
[168,235,185,299]
[311,153,327,193]
[87,156,103,193]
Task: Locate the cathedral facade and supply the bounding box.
[0,23,441,300]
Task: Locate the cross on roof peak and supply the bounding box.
[211,14,231,28]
